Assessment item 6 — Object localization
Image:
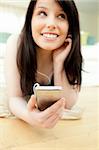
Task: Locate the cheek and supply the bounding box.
[31,27,40,43]
[61,22,69,36]
[31,19,41,35]
[64,27,69,37]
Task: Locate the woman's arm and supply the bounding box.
[5,35,65,128]
[5,34,31,121]
[53,37,79,109]
[9,95,65,128]
[54,69,79,109]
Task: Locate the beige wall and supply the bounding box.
[97,15,99,41]
[79,11,98,42]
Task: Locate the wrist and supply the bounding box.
[53,62,64,74]
[54,69,65,86]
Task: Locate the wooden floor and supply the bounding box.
[0,86,99,150]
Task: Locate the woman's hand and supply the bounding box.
[53,35,72,72]
[27,95,65,128]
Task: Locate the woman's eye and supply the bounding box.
[58,14,66,19]
[38,11,47,17]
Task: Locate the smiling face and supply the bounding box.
[31,0,69,51]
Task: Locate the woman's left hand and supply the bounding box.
[53,35,72,70]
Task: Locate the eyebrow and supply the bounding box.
[36,6,64,14]
[36,3,63,12]
[36,6,48,10]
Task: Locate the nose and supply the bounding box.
[47,23,56,30]
[46,16,57,30]
[47,25,56,30]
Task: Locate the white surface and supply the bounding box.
[82,44,99,86]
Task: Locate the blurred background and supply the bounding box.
[0,0,99,91]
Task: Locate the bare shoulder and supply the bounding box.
[7,34,19,45]
[5,34,21,70]
[6,34,20,56]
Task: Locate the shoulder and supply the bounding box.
[6,34,20,49]
[6,34,22,66]
[6,34,20,57]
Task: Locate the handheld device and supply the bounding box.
[33,83,63,111]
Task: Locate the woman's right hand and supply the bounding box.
[27,95,65,128]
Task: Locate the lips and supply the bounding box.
[41,32,59,40]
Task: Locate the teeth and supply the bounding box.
[42,33,58,39]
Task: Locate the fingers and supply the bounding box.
[64,37,72,55]
[42,113,60,128]
[66,34,72,39]
[27,95,37,111]
[65,34,72,44]
[65,36,72,46]
[39,99,65,128]
[27,97,65,128]
[41,98,65,120]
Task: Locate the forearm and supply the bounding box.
[53,36,78,109]
[54,69,79,109]
[9,97,31,124]
[8,96,65,129]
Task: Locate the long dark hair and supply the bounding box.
[17,0,83,96]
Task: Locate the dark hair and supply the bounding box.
[17,0,83,96]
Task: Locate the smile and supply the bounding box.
[41,33,59,40]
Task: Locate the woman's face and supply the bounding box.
[31,0,69,51]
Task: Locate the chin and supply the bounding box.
[42,47,58,51]
[41,44,63,51]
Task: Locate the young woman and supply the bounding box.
[6,0,82,128]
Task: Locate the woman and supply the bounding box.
[6,0,82,128]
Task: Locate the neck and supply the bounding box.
[37,47,53,62]
[37,47,53,72]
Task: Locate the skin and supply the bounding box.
[6,0,79,128]
[31,0,69,51]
